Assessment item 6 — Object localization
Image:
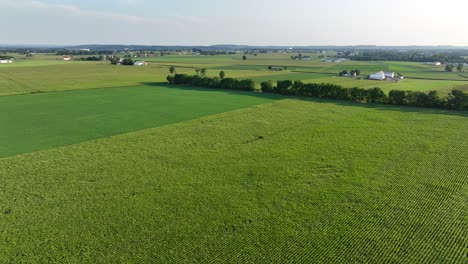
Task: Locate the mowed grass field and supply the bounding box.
[0,84,278,157]
[1,53,468,96]
[1,96,467,263]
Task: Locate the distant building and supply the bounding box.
[134,61,147,66]
[384,72,395,79]
[370,71,386,80]
[370,71,397,81]
[425,62,441,66]
[62,56,72,61]
[0,59,13,64]
[321,58,348,63]
[333,58,348,63]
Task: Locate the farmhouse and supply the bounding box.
[62,56,72,61]
[134,61,148,66]
[0,59,13,64]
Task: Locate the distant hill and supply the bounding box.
[1,44,468,51]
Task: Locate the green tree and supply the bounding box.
[389,90,407,105]
[195,69,200,75]
[219,71,226,79]
[456,63,464,72]
[169,66,176,74]
[122,58,134,66]
[445,64,454,72]
[200,68,207,77]
[242,55,247,61]
[447,89,468,110]
[261,80,275,92]
[366,87,386,103]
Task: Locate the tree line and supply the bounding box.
[348,51,468,64]
[166,72,468,111]
[261,80,467,111]
[445,64,465,72]
[167,73,256,91]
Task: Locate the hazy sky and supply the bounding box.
[1,0,467,46]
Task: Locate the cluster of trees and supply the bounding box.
[259,80,468,110]
[56,50,114,56]
[349,51,468,64]
[194,68,208,77]
[77,56,104,61]
[291,54,311,60]
[268,66,287,71]
[445,64,465,72]
[192,50,237,56]
[109,58,134,65]
[339,69,361,76]
[167,74,257,91]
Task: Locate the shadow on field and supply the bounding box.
[291,96,468,118]
[143,82,468,118]
[141,82,284,100]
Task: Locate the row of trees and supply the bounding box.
[77,56,104,61]
[56,50,114,56]
[169,67,226,79]
[259,80,467,110]
[167,74,257,91]
[348,51,468,63]
[110,58,134,65]
[339,69,361,76]
[165,69,467,111]
[445,64,465,72]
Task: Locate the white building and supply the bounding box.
[0,59,13,64]
[384,72,395,79]
[62,57,72,61]
[370,71,386,80]
[134,61,147,66]
[370,71,396,80]
[321,58,348,63]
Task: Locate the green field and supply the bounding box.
[1,53,468,96]
[0,85,277,157]
[1,96,467,262]
[1,53,467,263]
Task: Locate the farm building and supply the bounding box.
[370,71,397,81]
[384,72,395,79]
[321,58,348,63]
[425,62,441,66]
[134,61,148,66]
[369,71,386,80]
[62,56,72,61]
[0,59,13,64]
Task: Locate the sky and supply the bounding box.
[0,0,467,46]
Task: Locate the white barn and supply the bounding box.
[370,71,386,80]
[0,60,13,64]
[370,71,395,80]
[384,72,395,79]
[134,61,147,66]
